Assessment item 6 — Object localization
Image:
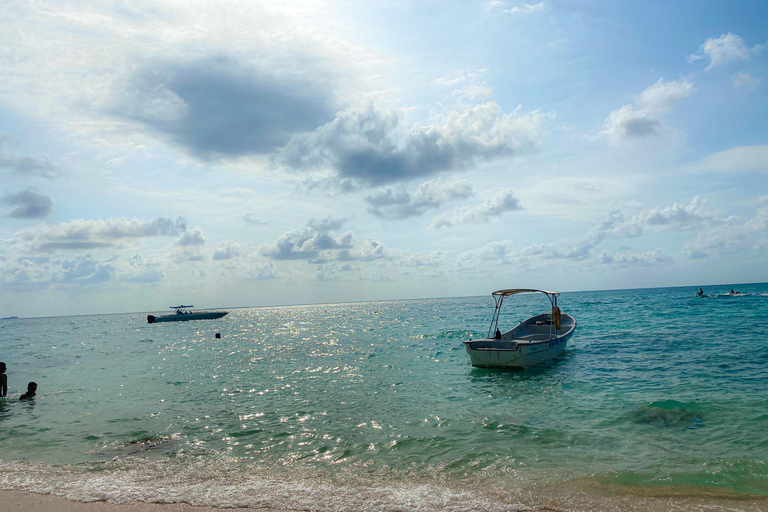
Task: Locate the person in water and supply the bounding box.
[19,382,36,401]
[696,288,704,297]
[0,362,6,398]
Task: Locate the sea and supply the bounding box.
[1,284,767,512]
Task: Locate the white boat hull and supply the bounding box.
[464,313,576,369]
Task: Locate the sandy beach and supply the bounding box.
[6,488,768,512]
[1,491,291,512]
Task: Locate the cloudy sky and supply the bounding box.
[1,0,767,317]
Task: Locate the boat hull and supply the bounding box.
[464,314,576,369]
[147,311,228,323]
[465,333,572,369]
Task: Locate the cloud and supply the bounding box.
[456,197,724,269]
[175,227,207,246]
[243,214,267,226]
[260,217,388,264]
[0,252,166,288]
[365,179,473,219]
[731,72,759,89]
[122,268,164,283]
[429,189,522,228]
[113,55,337,159]
[212,239,242,260]
[260,217,353,261]
[59,254,117,284]
[597,248,671,266]
[123,254,164,283]
[12,217,188,252]
[248,261,276,281]
[682,205,768,259]
[0,143,57,178]
[2,188,53,219]
[614,197,724,237]
[283,100,550,185]
[601,79,694,141]
[503,2,546,14]
[316,262,361,281]
[687,33,754,70]
[687,145,768,174]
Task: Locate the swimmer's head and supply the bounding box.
[27,382,37,392]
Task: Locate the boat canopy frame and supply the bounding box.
[487,289,560,339]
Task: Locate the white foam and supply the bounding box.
[0,459,530,512]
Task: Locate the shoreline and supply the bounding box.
[0,490,292,512]
[5,487,768,512]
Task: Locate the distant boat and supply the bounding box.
[463,289,577,369]
[147,305,228,324]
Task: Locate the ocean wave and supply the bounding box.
[0,459,531,512]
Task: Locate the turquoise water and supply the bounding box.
[1,284,767,511]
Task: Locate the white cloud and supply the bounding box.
[687,145,768,174]
[597,248,670,266]
[614,197,724,237]
[601,79,694,142]
[428,189,522,228]
[59,254,117,284]
[259,217,388,264]
[10,217,187,252]
[731,72,759,89]
[175,227,207,247]
[365,179,473,219]
[283,100,551,185]
[455,197,728,270]
[504,2,546,14]
[212,239,243,260]
[688,33,751,70]
[682,206,768,259]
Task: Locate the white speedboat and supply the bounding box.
[147,305,228,323]
[463,289,576,369]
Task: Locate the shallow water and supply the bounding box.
[1,284,767,510]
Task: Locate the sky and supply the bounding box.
[1,0,767,317]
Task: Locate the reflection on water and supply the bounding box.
[0,285,767,509]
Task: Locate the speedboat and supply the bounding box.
[463,289,576,369]
[147,305,228,323]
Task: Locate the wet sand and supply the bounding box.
[5,488,768,512]
[0,491,289,512]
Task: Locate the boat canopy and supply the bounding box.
[492,289,559,297]
[170,305,193,309]
[487,289,561,338]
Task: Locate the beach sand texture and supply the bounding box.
[1,491,290,512]
[4,489,768,512]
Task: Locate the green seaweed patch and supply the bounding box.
[629,400,705,429]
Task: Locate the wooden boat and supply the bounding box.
[463,289,576,369]
[147,305,228,323]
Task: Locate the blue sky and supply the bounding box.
[1,0,767,317]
